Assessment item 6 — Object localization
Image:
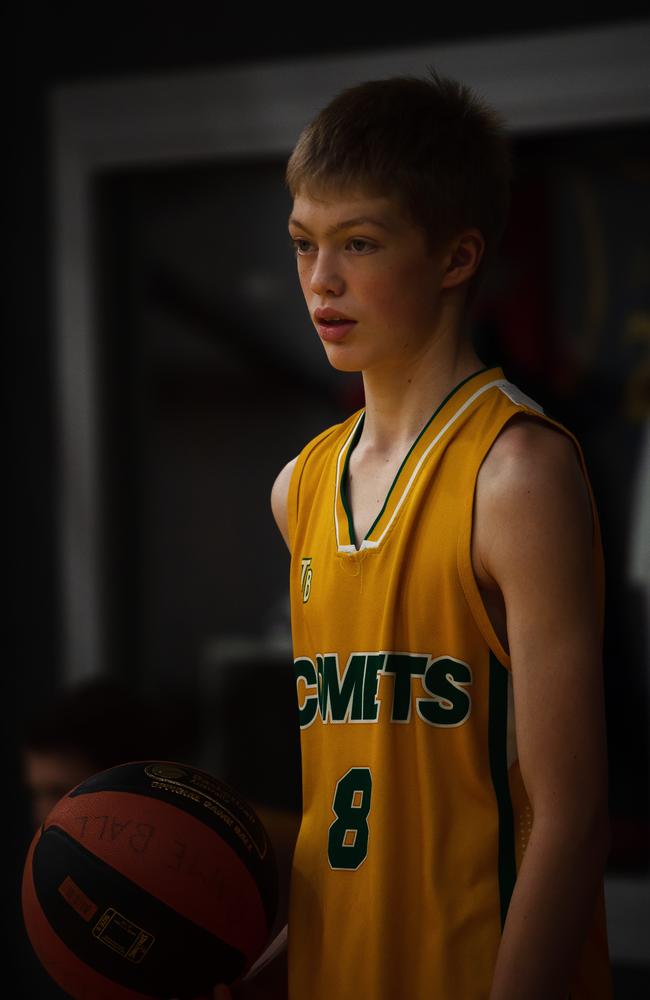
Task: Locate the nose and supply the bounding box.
[309,249,345,297]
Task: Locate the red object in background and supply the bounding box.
[477,174,561,387]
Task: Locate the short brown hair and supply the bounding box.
[285,65,514,310]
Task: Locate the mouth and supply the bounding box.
[314,308,357,341]
[316,318,357,343]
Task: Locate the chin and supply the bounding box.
[321,343,365,374]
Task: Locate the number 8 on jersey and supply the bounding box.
[328,767,372,870]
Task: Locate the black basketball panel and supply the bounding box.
[31,825,246,996]
[67,761,278,927]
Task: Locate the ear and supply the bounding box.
[441,229,485,289]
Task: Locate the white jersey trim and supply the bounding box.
[335,378,525,553]
[496,380,545,414]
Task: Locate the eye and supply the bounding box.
[288,236,377,256]
[289,237,312,255]
[348,238,375,253]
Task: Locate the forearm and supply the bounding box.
[489,812,610,1000]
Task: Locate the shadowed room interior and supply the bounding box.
[6,7,650,997]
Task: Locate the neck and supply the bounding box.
[358,325,486,457]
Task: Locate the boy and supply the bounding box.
[260,67,611,999]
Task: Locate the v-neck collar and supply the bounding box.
[335,364,503,553]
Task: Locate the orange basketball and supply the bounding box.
[22,760,278,999]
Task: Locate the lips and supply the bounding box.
[314,309,357,344]
[314,307,356,322]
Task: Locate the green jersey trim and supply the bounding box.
[336,365,500,553]
[488,649,517,929]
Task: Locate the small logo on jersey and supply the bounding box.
[300,556,313,603]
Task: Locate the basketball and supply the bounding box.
[22,760,278,999]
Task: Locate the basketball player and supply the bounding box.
[231,67,613,1000]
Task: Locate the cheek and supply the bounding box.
[398,265,438,318]
[297,263,312,298]
[359,268,399,308]
[366,265,432,322]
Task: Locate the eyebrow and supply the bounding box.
[287,215,393,236]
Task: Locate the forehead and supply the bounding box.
[288,187,410,234]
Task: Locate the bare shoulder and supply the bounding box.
[478,412,590,505]
[474,413,594,584]
[271,455,299,553]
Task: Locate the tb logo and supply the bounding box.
[300,557,313,603]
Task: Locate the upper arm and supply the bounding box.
[476,415,609,836]
[271,455,298,554]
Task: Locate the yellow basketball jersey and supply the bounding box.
[285,364,612,1000]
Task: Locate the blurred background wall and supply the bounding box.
[6,6,650,995]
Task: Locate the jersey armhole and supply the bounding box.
[456,414,513,673]
[456,404,606,670]
[286,453,303,555]
[286,421,348,553]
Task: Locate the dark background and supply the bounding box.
[6,5,650,995]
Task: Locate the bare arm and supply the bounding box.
[474,417,610,1000]
[270,456,298,554]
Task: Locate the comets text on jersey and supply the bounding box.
[294,651,472,728]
